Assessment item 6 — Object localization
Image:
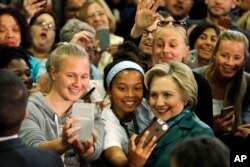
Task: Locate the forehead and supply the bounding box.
[113,70,143,82]
[66,0,84,6]
[0,14,17,24]
[219,39,245,50]
[35,13,54,22]
[7,59,28,68]
[155,28,185,42]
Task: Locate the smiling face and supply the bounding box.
[194,28,218,61]
[85,2,109,31]
[0,14,21,47]
[153,27,189,64]
[51,56,90,101]
[30,13,56,52]
[149,75,185,121]
[214,40,245,78]
[108,70,143,117]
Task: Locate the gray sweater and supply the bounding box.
[19,92,104,162]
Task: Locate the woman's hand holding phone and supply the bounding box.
[213,107,235,134]
[128,131,157,167]
[73,132,97,158]
[23,0,47,20]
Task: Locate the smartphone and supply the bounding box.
[98,28,110,50]
[81,87,96,101]
[218,17,231,29]
[135,117,168,146]
[72,102,95,142]
[221,106,234,117]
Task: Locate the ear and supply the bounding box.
[231,0,236,9]
[49,66,57,81]
[183,45,190,59]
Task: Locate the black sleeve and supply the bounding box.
[193,72,214,128]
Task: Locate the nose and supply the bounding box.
[126,88,134,97]
[6,30,14,38]
[155,95,164,107]
[73,76,82,87]
[226,56,234,66]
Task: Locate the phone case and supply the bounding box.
[98,28,110,50]
[135,117,168,146]
[221,106,234,117]
[72,102,95,141]
[218,18,231,29]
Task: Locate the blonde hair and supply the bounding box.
[79,0,116,33]
[144,62,197,111]
[206,30,249,126]
[46,42,89,77]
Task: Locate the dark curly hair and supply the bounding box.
[0,7,32,49]
[0,45,31,69]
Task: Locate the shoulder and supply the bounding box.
[186,112,214,135]
[15,142,63,167]
[193,66,208,76]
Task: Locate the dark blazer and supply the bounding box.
[145,111,214,167]
[0,138,64,167]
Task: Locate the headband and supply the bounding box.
[106,61,145,87]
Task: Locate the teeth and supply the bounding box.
[70,88,80,93]
[124,101,135,105]
[223,68,234,73]
[156,109,167,113]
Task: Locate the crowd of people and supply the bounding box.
[1,0,250,167]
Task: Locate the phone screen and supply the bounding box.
[221,106,234,117]
[72,102,95,141]
[98,28,110,50]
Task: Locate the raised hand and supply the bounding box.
[127,131,157,167]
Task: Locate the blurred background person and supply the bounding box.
[188,22,220,68]
[28,9,59,81]
[0,69,64,167]
[60,18,102,80]
[170,136,229,167]
[79,0,124,76]
[0,7,40,82]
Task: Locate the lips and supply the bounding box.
[173,4,183,10]
[6,41,16,47]
[40,32,47,38]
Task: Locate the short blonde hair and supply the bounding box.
[144,62,197,111]
[79,0,116,33]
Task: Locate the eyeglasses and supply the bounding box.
[157,20,186,28]
[33,21,56,31]
[142,29,156,37]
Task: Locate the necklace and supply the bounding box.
[111,105,140,139]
